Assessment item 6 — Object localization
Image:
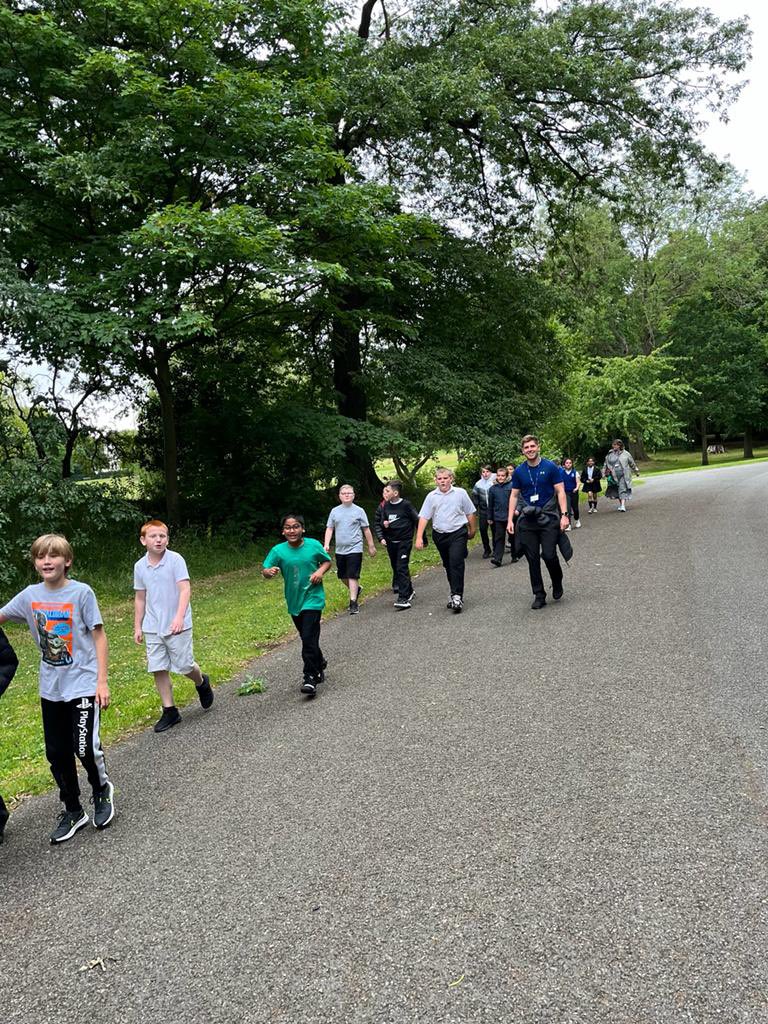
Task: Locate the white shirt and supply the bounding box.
[133,550,192,636]
[419,486,476,533]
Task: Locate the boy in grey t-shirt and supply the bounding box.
[134,520,213,733]
[0,534,115,844]
[323,484,377,615]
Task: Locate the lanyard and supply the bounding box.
[527,463,542,493]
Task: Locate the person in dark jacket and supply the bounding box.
[0,626,19,842]
[580,457,603,513]
[471,465,496,558]
[487,466,516,566]
[373,480,420,609]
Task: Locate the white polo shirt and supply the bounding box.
[418,486,476,533]
[133,550,192,636]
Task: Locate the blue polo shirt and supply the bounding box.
[561,467,578,493]
[511,458,562,509]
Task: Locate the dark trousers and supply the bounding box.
[432,527,469,597]
[41,696,110,813]
[385,539,413,599]
[492,520,521,562]
[0,793,8,837]
[291,610,324,681]
[567,492,580,521]
[478,512,491,555]
[517,516,563,598]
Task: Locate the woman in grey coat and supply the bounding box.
[602,439,640,512]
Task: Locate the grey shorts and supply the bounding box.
[145,630,195,675]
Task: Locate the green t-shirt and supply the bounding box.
[263,538,331,616]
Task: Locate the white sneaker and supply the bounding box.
[565,525,572,532]
[574,520,581,528]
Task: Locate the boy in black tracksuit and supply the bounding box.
[373,480,420,609]
[0,626,19,842]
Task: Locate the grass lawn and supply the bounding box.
[0,540,442,804]
[637,446,768,475]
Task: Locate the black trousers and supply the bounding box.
[492,520,521,563]
[291,610,324,681]
[567,492,580,521]
[516,516,564,598]
[478,512,491,555]
[0,793,8,832]
[432,527,469,597]
[385,539,413,599]
[41,696,110,813]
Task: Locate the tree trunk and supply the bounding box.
[61,430,78,478]
[700,413,709,466]
[629,435,648,461]
[154,343,181,523]
[743,426,754,459]
[330,302,382,495]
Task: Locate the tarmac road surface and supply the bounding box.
[3,462,768,1023]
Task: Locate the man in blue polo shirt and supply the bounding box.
[507,434,570,609]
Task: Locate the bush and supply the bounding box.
[0,459,142,589]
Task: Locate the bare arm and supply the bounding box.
[309,558,333,585]
[415,516,429,549]
[170,579,191,634]
[262,566,280,579]
[554,481,570,529]
[466,512,477,539]
[134,590,146,644]
[507,490,520,532]
[323,527,333,551]
[92,625,110,709]
[363,526,376,556]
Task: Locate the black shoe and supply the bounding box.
[490,559,501,567]
[393,598,412,609]
[154,706,181,733]
[451,595,463,613]
[349,600,359,615]
[92,781,115,830]
[510,557,519,563]
[301,678,317,696]
[482,550,491,559]
[531,595,547,610]
[50,808,89,844]
[552,584,564,601]
[196,673,214,710]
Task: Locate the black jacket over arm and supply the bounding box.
[0,627,19,699]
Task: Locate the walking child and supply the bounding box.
[416,467,477,613]
[471,465,496,559]
[0,534,115,843]
[373,479,420,609]
[561,457,581,530]
[487,465,515,566]
[324,485,377,615]
[0,626,19,843]
[374,482,395,590]
[134,520,213,733]
[581,457,602,513]
[262,515,332,697]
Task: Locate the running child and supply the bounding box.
[0,626,19,843]
[324,485,377,615]
[134,520,213,733]
[373,479,420,609]
[0,534,115,843]
[262,514,332,697]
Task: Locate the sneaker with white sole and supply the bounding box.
[301,677,318,696]
[574,520,581,528]
[451,595,463,613]
[50,808,89,844]
[92,781,115,830]
[393,598,412,609]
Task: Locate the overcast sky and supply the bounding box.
[681,0,768,198]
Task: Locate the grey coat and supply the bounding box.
[603,450,638,499]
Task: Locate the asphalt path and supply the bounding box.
[3,464,768,1023]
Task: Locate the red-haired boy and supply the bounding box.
[133,520,213,733]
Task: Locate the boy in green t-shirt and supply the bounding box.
[262,514,332,697]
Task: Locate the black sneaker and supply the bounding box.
[552,584,564,601]
[154,706,181,733]
[451,595,463,613]
[50,808,89,844]
[482,550,491,559]
[393,598,412,609]
[531,595,547,610]
[510,557,519,563]
[301,678,317,696]
[349,600,359,615]
[196,673,214,709]
[490,559,501,567]
[92,781,115,830]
